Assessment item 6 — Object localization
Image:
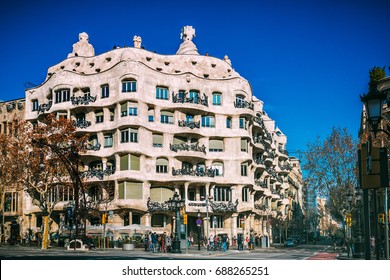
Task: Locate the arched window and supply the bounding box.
[122,79,137,92]
[211,162,224,177]
[156,158,168,173]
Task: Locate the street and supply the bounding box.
[0,243,339,260]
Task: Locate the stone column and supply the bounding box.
[144,212,151,227]
[231,213,238,243]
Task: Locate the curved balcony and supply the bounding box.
[80,167,116,180]
[71,94,97,106]
[234,100,254,110]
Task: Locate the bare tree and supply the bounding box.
[304,127,358,223]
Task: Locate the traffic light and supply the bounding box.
[389,210,390,223]
[102,213,107,224]
[346,213,352,227]
[183,214,188,225]
[378,213,384,224]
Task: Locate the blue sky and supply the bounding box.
[0,0,389,153]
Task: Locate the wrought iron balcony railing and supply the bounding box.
[147,197,169,212]
[80,167,116,180]
[178,120,200,129]
[210,199,238,213]
[234,100,254,110]
[170,143,206,154]
[85,143,101,151]
[172,167,215,177]
[73,119,91,129]
[172,92,208,107]
[37,101,53,114]
[70,94,97,105]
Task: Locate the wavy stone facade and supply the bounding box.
[22,27,303,244]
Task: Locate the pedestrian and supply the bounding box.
[370,235,375,255]
[237,234,242,251]
[222,235,227,252]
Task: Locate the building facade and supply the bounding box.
[2,27,304,245]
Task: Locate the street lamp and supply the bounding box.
[353,189,364,258]
[360,91,388,135]
[361,89,390,260]
[166,192,185,253]
[197,210,201,251]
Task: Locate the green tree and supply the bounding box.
[303,127,358,223]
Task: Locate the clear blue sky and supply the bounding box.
[1,0,389,153]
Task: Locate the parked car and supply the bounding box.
[284,238,295,247]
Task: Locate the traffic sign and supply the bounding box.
[196,218,202,226]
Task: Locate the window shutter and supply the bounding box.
[130,154,140,171]
[120,154,129,170]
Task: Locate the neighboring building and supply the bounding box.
[0,98,25,242]
[3,26,304,246]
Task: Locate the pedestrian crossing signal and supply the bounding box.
[346,213,352,227]
[378,213,384,224]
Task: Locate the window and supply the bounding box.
[4,192,18,212]
[213,187,231,202]
[201,115,215,128]
[122,80,137,92]
[161,111,174,124]
[101,84,109,98]
[88,186,102,202]
[189,90,199,103]
[109,109,115,121]
[239,117,247,129]
[95,110,104,123]
[118,181,142,199]
[55,89,70,103]
[156,158,168,173]
[156,87,169,100]
[47,186,74,202]
[241,138,248,152]
[148,108,155,122]
[212,92,222,105]
[121,103,127,117]
[32,99,39,111]
[242,187,250,202]
[236,95,245,106]
[186,114,194,123]
[241,162,248,176]
[211,215,223,228]
[128,107,138,116]
[104,133,113,148]
[211,162,224,176]
[120,128,138,143]
[226,117,232,128]
[151,214,167,227]
[153,133,163,147]
[132,213,141,225]
[150,187,173,202]
[209,139,224,152]
[120,154,140,171]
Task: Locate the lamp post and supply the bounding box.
[197,210,201,251]
[361,90,390,260]
[26,213,32,246]
[353,189,364,258]
[167,192,185,253]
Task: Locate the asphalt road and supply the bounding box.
[0,243,337,260]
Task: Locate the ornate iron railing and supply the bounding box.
[85,143,101,151]
[80,167,116,180]
[170,143,206,154]
[37,101,53,114]
[172,167,215,177]
[73,119,91,129]
[172,92,208,107]
[210,199,238,213]
[71,94,97,106]
[178,120,200,129]
[147,197,169,212]
[234,100,254,110]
